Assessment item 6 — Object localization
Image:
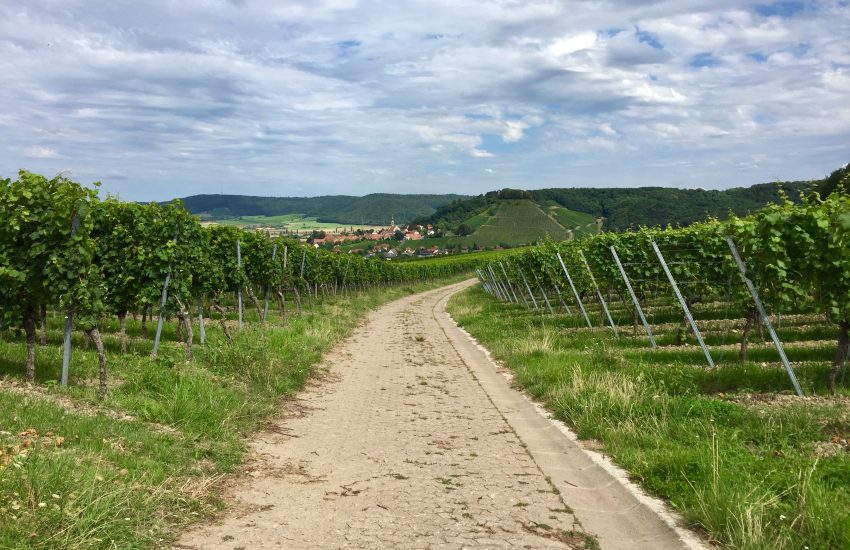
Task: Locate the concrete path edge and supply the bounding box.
[433,281,713,550]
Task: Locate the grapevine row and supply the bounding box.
[479,188,850,392]
[0,171,491,394]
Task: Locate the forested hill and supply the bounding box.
[415,180,815,233]
[531,181,813,230]
[181,163,847,230]
[180,193,470,225]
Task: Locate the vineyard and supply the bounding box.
[452,185,850,548]
[0,171,497,548]
[476,188,850,394]
[0,170,490,396]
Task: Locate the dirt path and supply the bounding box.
[175,280,704,549]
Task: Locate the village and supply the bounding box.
[307,217,468,259]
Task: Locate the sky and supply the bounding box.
[1,1,849,201]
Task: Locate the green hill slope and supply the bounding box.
[424,200,595,249]
[474,200,568,246]
[415,179,821,236]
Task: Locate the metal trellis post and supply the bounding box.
[61,213,80,386]
[152,235,178,357]
[518,269,539,310]
[725,236,803,396]
[556,252,592,327]
[263,244,278,323]
[579,250,618,336]
[610,246,656,348]
[197,298,206,345]
[552,284,572,314]
[533,272,554,314]
[485,265,502,300]
[652,241,714,368]
[487,264,510,302]
[499,262,520,304]
[236,239,243,329]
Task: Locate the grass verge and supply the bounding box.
[447,285,850,550]
[0,276,467,549]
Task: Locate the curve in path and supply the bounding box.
[175,280,705,549]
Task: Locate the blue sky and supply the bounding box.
[1,0,848,201]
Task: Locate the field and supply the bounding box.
[207,214,383,235]
[449,283,850,549]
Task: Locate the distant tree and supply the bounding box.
[306,230,326,244]
[820,163,849,196]
[393,229,405,241]
[456,223,473,236]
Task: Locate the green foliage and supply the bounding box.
[0,170,104,331]
[494,192,850,387]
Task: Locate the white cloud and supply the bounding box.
[0,0,847,199]
[502,121,528,142]
[24,146,59,158]
[547,32,598,58]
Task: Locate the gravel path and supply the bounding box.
[175,280,702,549]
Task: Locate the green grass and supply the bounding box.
[447,286,850,549]
[0,275,469,549]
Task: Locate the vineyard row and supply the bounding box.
[476,187,850,393]
[0,171,494,395]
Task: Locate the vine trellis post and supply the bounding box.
[652,241,714,368]
[725,236,803,396]
[579,250,618,337]
[610,245,655,348]
[518,268,538,311]
[152,235,178,358]
[236,239,243,329]
[556,251,591,328]
[60,212,80,386]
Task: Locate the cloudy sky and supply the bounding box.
[1,1,848,201]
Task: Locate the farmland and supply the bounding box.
[205,213,383,236]
[457,188,850,549]
[0,170,491,549]
[2,168,849,549]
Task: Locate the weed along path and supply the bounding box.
[175,280,701,550]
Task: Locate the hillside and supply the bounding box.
[181,193,469,225]
[416,180,816,234]
[530,182,813,231]
[460,200,594,247]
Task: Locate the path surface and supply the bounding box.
[176,280,702,550]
